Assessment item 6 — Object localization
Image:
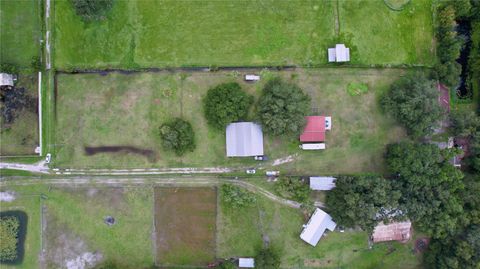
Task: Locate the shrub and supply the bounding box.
[275,177,311,204]
[255,247,280,269]
[221,184,256,209]
[71,0,114,21]
[257,78,311,137]
[0,216,20,262]
[159,118,195,156]
[203,82,253,130]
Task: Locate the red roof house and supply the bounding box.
[300,116,328,142]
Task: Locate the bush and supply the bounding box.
[255,247,280,269]
[275,177,311,204]
[159,118,195,156]
[382,73,443,138]
[203,82,253,130]
[0,216,20,262]
[71,0,114,21]
[0,87,37,126]
[257,78,311,137]
[0,63,18,75]
[221,184,256,209]
[214,260,236,269]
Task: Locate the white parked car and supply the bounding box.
[266,171,280,176]
[246,169,256,174]
[45,153,52,164]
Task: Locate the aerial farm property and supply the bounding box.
[1,0,479,269]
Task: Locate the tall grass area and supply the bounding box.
[217,193,422,268]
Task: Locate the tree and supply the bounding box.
[382,73,443,138]
[220,184,256,209]
[257,78,311,137]
[468,131,480,172]
[214,260,236,269]
[450,110,480,137]
[325,175,401,232]
[71,0,114,21]
[0,216,19,262]
[425,225,480,269]
[203,82,253,130]
[159,118,195,156]
[275,177,311,204]
[386,142,465,238]
[255,247,280,269]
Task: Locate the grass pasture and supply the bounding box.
[218,193,422,269]
[338,0,434,65]
[0,0,40,68]
[54,68,405,174]
[154,187,217,266]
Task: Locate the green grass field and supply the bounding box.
[338,0,434,65]
[54,68,405,174]
[0,0,40,68]
[53,0,434,69]
[217,192,422,269]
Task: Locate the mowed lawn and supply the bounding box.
[54,68,404,174]
[217,193,423,269]
[154,187,216,266]
[0,0,40,67]
[339,0,435,65]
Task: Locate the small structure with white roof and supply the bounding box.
[309,177,336,191]
[300,208,337,246]
[238,258,255,268]
[226,122,264,157]
[328,44,350,63]
[244,74,260,81]
[0,73,14,87]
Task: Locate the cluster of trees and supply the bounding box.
[382,73,443,137]
[275,177,311,204]
[254,247,281,269]
[450,110,480,172]
[72,0,114,21]
[204,78,311,137]
[203,82,253,130]
[0,216,20,262]
[220,184,256,209]
[326,175,401,232]
[158,118,195,156]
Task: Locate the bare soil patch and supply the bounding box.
[154,187,216,266]
[84,146,156,161]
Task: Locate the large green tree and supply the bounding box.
[71,0,114,21]
[257,78,311,137]
[203,82,253,130]
[386,142,465,238]
[382,73,443,138]
[159,118,195,156]
[425,225,480,269]
[325,175,401,232]
[275,177,311,204]
[450,110,480,137]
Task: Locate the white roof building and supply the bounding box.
[328,44,350,63]
[309,177,336,190]
[238,258,255,268]
[226,122,264,157]
[300,208,337,246]
[0,73,14,86]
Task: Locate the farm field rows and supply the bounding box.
[53,0,434,69]
[54,68,405,174]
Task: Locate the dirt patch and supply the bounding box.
[272,154,297,166]
[154,187,216,266]
[84,146,156,161]
[0,191,16,202]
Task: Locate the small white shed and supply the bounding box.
[0,73,14,87]
[327,44,350,63]
[309,177,336,190]
[245,74,260,81]
[300,143,326,150]
[239,258,255,268]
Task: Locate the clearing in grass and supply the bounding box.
[154,187,216,266]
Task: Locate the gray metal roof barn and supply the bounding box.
[226,122,264,157]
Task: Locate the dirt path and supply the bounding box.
[0,176,305,209]
[0,161,49,174]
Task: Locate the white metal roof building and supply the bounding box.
[238,258,255,268]
[226,122,264,157]
[328,44,350,62]
[309,177,336,190]
[0,73,14,86]
[300,208,337,246]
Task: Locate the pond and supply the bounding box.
[456,20,472,98]
[0,210,28,265]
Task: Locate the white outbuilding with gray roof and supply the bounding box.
[309,177,336,190]
[238,258,255,268]
[328,44,350,62]
[300,208,337,246]
[0,73,14,87]
[226,122,264,157]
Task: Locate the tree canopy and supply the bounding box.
[382,73,443,138]
[71,0,114,21]
[275,177,311,204]
[220,184,256,209]
[386,142,464,238]
[450,110,480,137]
[257,78,311,137]
[325,175,401,232]
[255,247,281,269]
[203,82,253,130]
[159,118,195,156]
